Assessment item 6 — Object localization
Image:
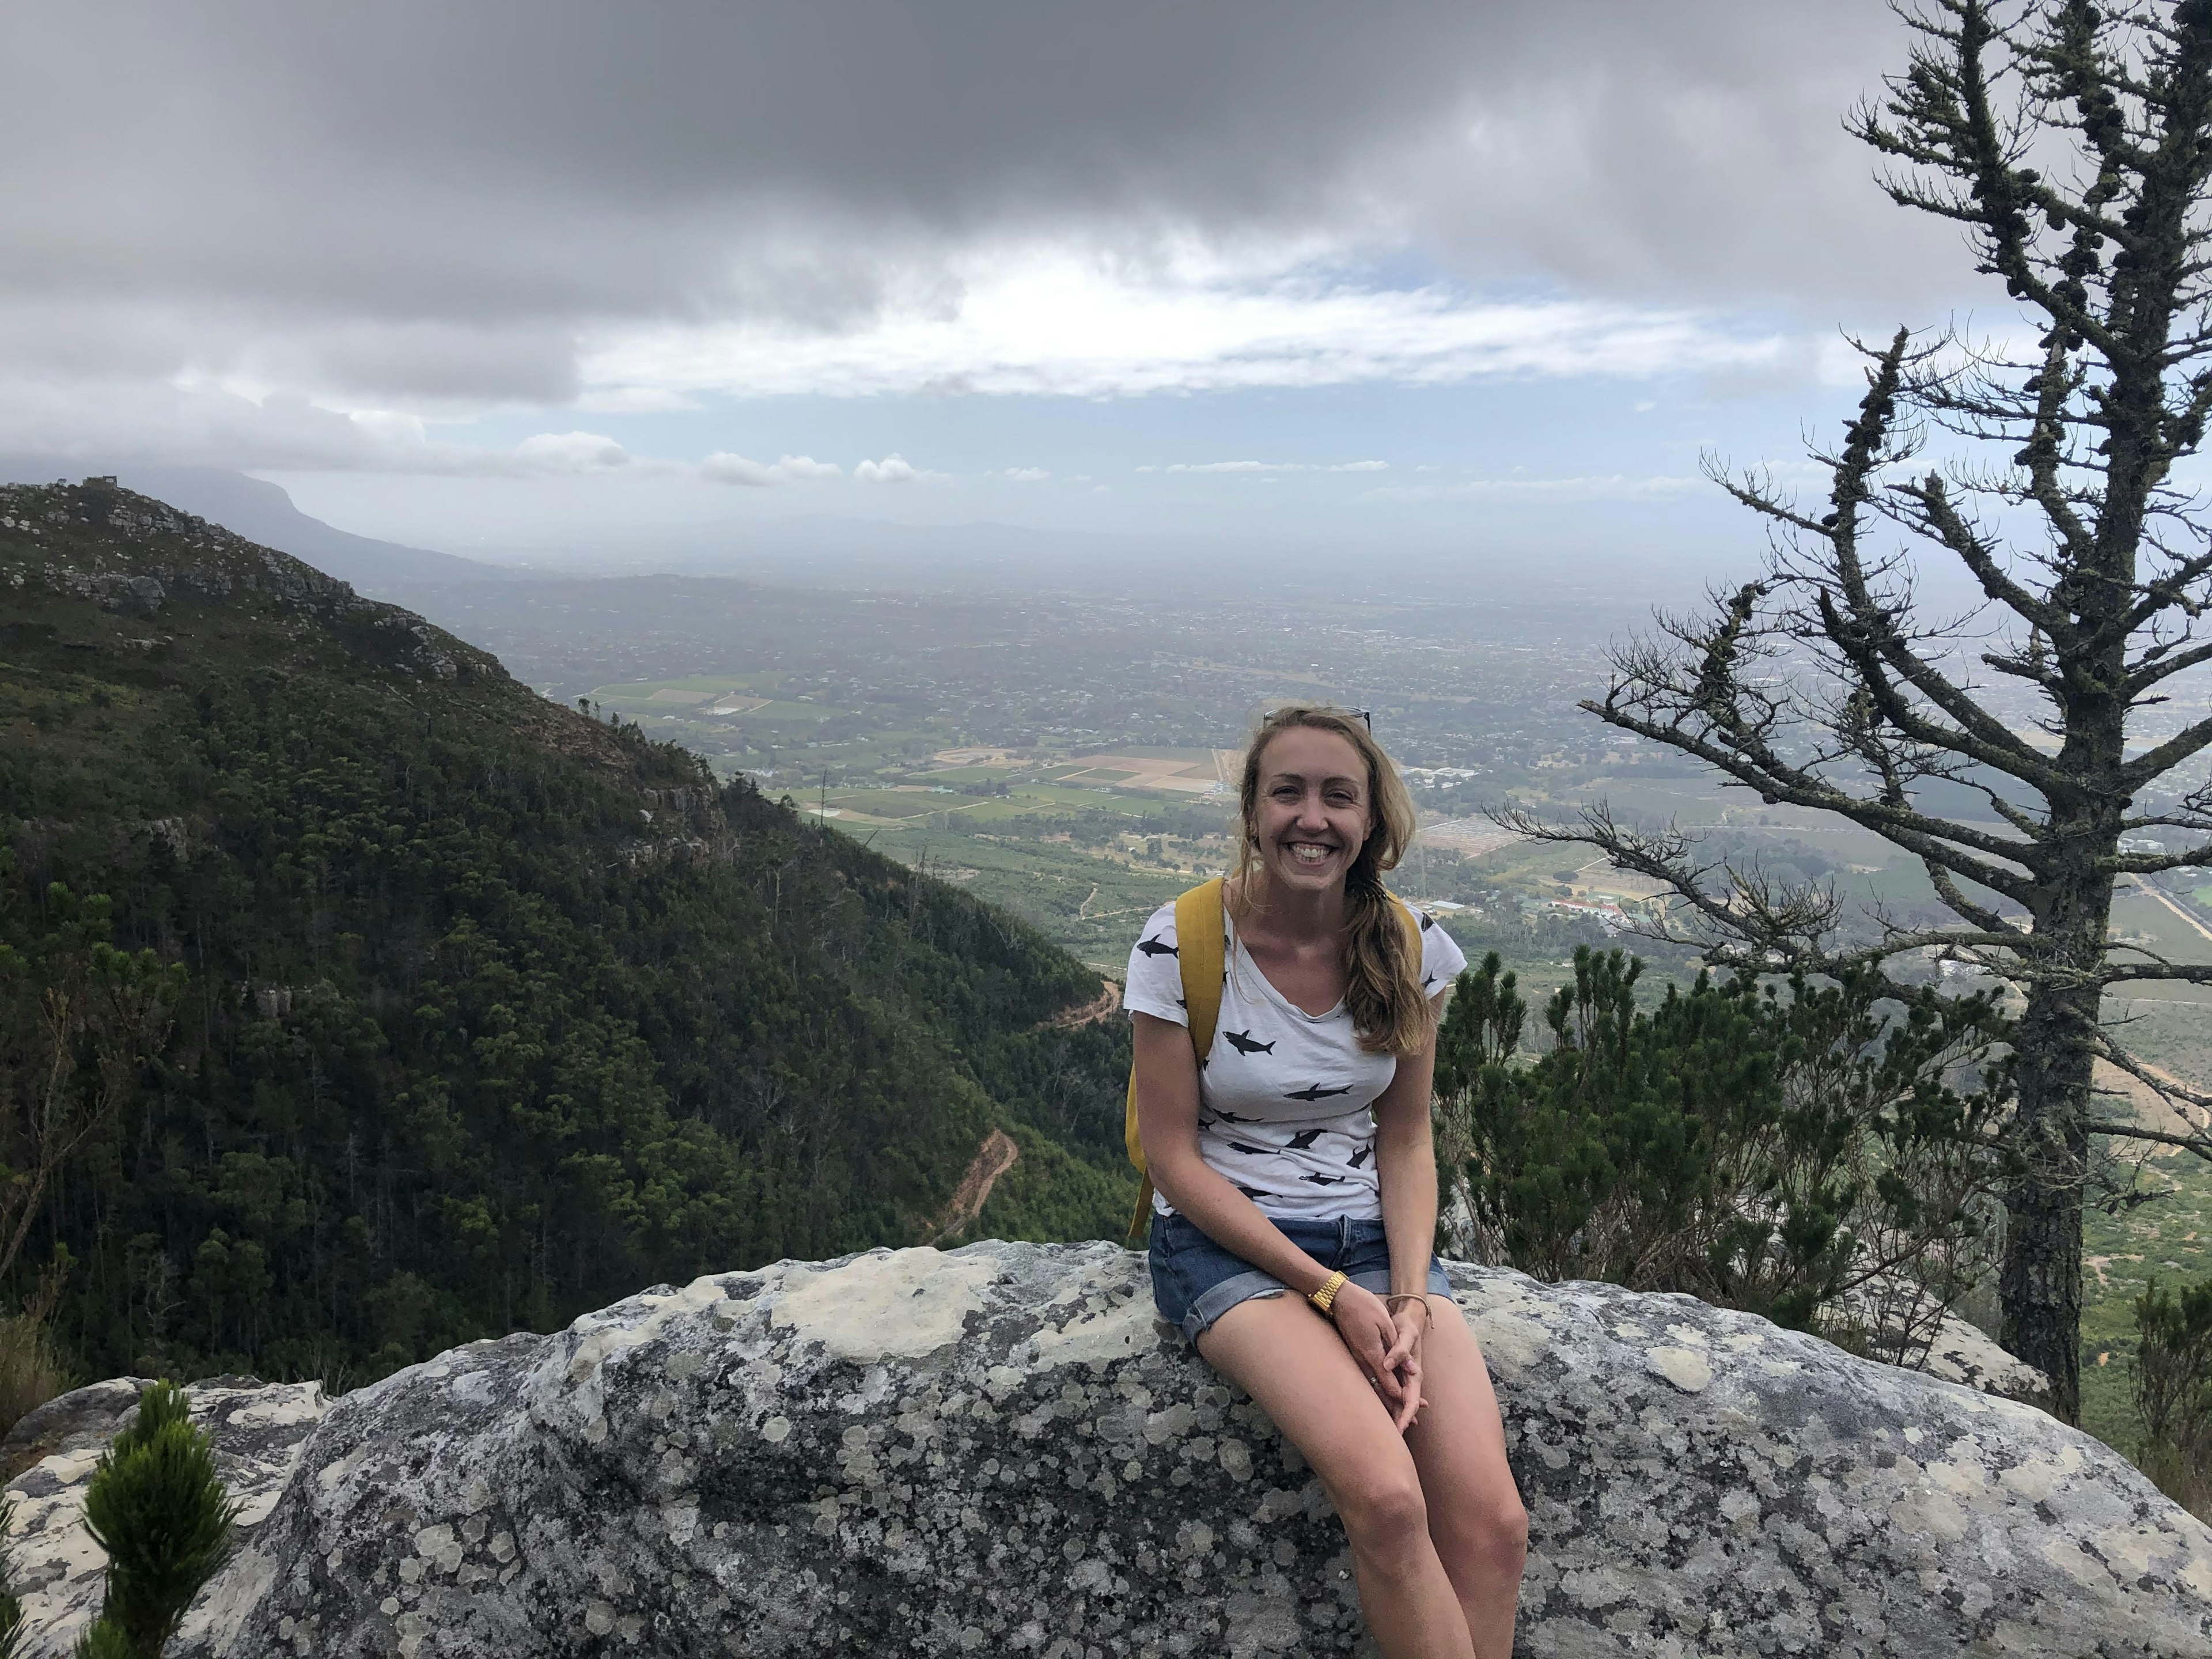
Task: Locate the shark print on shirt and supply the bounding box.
[1123,892,1468,1221]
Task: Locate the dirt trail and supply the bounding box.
[929,1129,1021,1244]
[1040,980,1121,1031]
[2133,879,2212,947]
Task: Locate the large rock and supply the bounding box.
[10,1243,2207,1657]
[209,1245,2212,1655]
[2,1376,327,1657]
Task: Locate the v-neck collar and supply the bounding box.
[1225,909,1345,1022]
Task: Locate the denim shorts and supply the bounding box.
[1147,1211,1453,1343]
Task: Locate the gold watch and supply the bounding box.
[1308,1270,1349,1316]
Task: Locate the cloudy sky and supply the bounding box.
[6,1,1999,568]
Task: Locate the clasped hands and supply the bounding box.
[1323,1280,1430,1432]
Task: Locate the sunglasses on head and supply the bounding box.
[1262,707,1373,732]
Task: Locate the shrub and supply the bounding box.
[81,1382,238,1657]
[2131,1278,2212,1520]
[1434,948,2009,1361]
[0,1255,79,1444]
[0,1310,70,1446]
[70,1620,136,1659]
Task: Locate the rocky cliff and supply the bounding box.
[7,1241,2209,1658]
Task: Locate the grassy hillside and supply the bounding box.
[0,479,1133,1388]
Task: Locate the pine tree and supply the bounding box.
[80,1382,237,1658]
[1513,1,2212,1424]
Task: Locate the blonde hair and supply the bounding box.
[1231,706,1431,1056]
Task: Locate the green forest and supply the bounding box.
[0,479,1134,1389]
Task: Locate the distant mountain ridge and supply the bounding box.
[0,478,1131,1385]
[0,461,499,593]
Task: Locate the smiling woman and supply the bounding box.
[1123,706,1526,1659]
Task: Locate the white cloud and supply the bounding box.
[700,450,841,486]
[1000,466,1050,482]
[512,430,630,472]
[582,245,1798,403]
[854,452,946,484]
[0,2,1980,478]
[574,385,704,414]
[1162,458,1391,475]
[1363,472,1703,502]
[0,378,662,478]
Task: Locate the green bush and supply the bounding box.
[70,1620,137,1659]
[1434,948,2009,1357]
[81,1382,237,1657]
[2132,1278,2212,1518]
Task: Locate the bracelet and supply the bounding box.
[1385,1293,1433,1324]
[1308,1270,1349,1317]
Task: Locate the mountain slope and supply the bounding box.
[0,478,1133,1385]
[0,462,499,591]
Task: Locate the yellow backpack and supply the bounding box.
[1122,878,1422,1241]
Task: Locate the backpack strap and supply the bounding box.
[1124,878,1225,1241]
[1388,893,1425,964]
[1176,878,1229,1068]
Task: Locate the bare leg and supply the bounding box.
[1198,1296,1477,1659]
[1402,1296,1527,1659]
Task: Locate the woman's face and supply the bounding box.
[1249,725,1372,896]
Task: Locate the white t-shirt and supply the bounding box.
[1123,893,1468,1221]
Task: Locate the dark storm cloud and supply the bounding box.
[1,0,1956,420]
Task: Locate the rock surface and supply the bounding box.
[2,1376,327,1658]
[120,1241,2201,1658]
[1919,1307,2054,1406]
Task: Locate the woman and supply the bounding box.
[1124,706,1527,1659]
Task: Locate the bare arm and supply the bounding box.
[1368,997,1448,1422]
[1130,1010,1335,1296]
[1372,999,1444,1300]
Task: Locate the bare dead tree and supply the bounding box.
[1503,0,2212,1424]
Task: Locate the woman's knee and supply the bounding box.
[1334,1465,1430,1553]
[1486,1491,1529,1568]
[1439,1486,1528,1577]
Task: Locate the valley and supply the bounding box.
[8,477,2212,1476]
[393,550,2212,1463]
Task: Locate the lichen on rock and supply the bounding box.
[6,1241,2207,1657]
